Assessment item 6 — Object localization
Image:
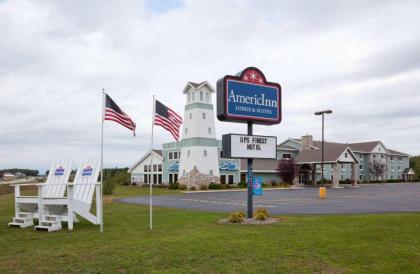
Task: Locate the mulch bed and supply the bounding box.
[217,217,279,225]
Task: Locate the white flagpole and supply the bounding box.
[150,95,155,231]
[100,89,105,233]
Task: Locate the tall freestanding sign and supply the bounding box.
[217,67,281,218]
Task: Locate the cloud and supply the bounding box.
[1,0,420,172]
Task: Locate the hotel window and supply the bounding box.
[345,153,348,158]
[158,164,162,172]
[187,150,190,157]
[185,128,188,134]
[202,113,206,119]
[153,165,157,172]
[189,113,192,119]
[209,170,214,176]
[359,164,364,170]
[360,154,363,159]
[187,93,191,102]
[341,175,345,180]
[208,127,211,134]
[220,151,223,158]
[206,92,209,102]
[341,164,345,170]
[169,152,173,160]
[192,92,195,101]
[200,91,203,101]
[391,156,394,161]
[399,156,402,162]
[282,153,291,159]
[381,154,384,159]
[174,152,178,159]
[203,150,207,157]
[373,154,376,159]
[331,175,334,180]
[144,165,147,172]
[359,175,363,180]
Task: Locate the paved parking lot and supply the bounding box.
[118,183,420,214]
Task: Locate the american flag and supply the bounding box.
[104,93,136,136]
[154,99,182,141]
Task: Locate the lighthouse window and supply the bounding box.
[208,127,211,134]
[200,91,203,101]
[202,113,206,119]
[204,150,207,157]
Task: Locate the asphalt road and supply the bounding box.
[117,183,420,214]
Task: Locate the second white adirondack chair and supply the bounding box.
[8,159,72,228]
[35,157,102,231]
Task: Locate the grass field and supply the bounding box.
[1,185,420,273]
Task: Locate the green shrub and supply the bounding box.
[208,183,222,189]
[254,207,269,220]
[103,177,117,195]
[279,182,290,188]
[189,186,196,191]
[168,182,179,189]
[179,183,187,190]
[228,211,246,223]
[270,179,278,186]
[199,185,208,190]
[237,181,247,188]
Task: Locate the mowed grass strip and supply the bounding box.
[1,186,420,273]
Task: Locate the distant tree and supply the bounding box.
[276,158,297,183]
[0,169,39,176]
[369,160,386,180]
[410,156,420,181]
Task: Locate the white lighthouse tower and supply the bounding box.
[178,81,220,181]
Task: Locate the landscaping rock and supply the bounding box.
[217,217,279,225]
[179,166,219,189]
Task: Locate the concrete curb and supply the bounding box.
[181,186,304,194]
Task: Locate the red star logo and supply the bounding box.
[241,69,264,84]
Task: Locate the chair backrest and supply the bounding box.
[72,157,100,205]
[43,159,72,198]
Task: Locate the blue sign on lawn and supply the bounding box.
[253,176,263,196]
[217,67,281,125]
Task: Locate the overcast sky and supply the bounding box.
[1,0,420,173]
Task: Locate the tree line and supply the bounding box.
[0,169,39,176]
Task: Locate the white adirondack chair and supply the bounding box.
[8,159,72,228]
[35,157,102,231]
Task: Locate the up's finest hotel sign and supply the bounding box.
[217,67,281,125]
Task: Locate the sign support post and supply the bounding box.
[247,121,253,219]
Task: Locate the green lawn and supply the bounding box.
[1,186,420,273]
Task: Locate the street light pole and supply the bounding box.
[314,110,332,187]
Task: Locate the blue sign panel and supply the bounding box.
[226,80,279,121]
[217,67,281,125]
[253,176,263,196]
[219,161,238,171]
[54,167,64,176]
[82,166,93,176]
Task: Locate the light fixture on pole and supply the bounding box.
[314,110,333,187]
